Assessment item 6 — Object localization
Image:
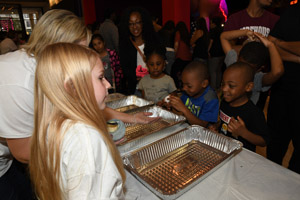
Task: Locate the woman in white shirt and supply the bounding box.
[30,43,126,199]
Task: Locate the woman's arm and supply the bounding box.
[6,137,31,163]
[268,35,300,64]
[103,107,160,124]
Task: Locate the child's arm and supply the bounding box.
[220,29,254,54]
[169,95,209,127]
[254,33,284,86]
[228,116,266,147]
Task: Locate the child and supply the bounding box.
[219,61,269,152]
[220,30,284,105]
[168,61,219,127]
[91,33,123,92]
[137,44,177,103]
[30,43,125,199]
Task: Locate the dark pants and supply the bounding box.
[0,159,35,200]
[267,90,300,174]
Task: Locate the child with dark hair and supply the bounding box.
[90,33,123,92]
[137,44,176,102]
[218,61,269,152]
[220,29,284,105]
[168,61,219,127]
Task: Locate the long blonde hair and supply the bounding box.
[23,9,91,58]
[30,43,126,200]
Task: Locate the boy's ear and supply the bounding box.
[202,79,209,88]
[245,81,254,92]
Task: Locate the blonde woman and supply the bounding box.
[31,43,126,199]
[0,9,90,199]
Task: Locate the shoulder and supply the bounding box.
[224,9,247,28]
[203,86,218,102]
[63,122,106,152]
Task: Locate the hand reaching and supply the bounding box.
[253,32,272,48]
[133,112,160,124]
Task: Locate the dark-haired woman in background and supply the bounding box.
[119,6,161,95]
[171,21,192,88]
[190,17,210,64]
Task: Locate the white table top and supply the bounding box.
[124,148,300,200]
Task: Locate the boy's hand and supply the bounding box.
[228,116,246,138]
[169,95,186,113]
[208,123,219,133]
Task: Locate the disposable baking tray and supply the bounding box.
[117,106,186,155]
[123,125,243,200]
[106,95,154,112]
[105,93,125,103]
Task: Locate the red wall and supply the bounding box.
[162,0,190,31]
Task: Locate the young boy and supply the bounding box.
[168,61,219,127]
[220,29,284,105]
[219,62,269,152]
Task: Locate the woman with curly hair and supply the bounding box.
[119,6,161,94]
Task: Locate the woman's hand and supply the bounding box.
[132,112,160,124]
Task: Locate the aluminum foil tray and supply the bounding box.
[123,125,243,200]
[105,93,125,103]
[106,95,154,112]
[117,106,186,151]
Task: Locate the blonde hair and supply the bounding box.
[23,9,91,57]
[30,43,125,200]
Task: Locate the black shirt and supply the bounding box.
[219,100,269,152]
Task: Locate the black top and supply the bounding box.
[219,100,269,152]
[269,5,300,92]
[192,33,210,60]
[209,26,225,57]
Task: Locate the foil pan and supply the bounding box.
[105,93,125,103]
[123,125,243,200]
[117,106,186,154]
[106,95,154,112]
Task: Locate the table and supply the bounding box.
[124,148,300,200]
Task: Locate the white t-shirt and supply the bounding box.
[0,38,17,55]
[137,44,146,70]
[59,121,124,199]
[0,49,36,177]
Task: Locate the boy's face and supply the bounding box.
[181,70,207,98]
[221,68,253,107]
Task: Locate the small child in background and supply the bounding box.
[90,34,123,92]
[168,61,219,127]
[137,44,177,103]
[218,61,269,152]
